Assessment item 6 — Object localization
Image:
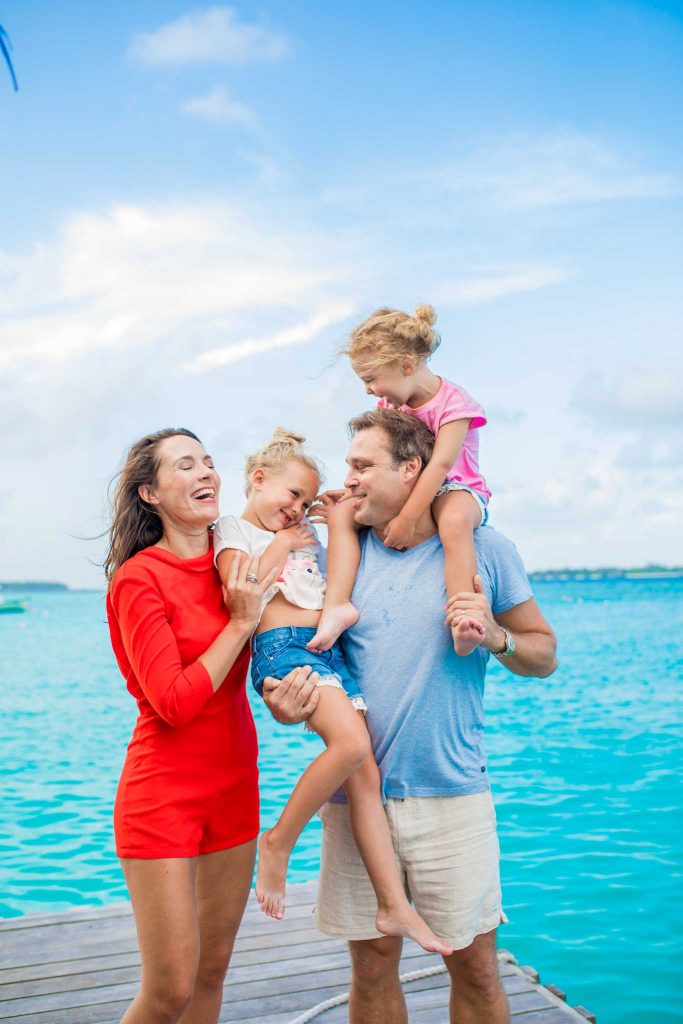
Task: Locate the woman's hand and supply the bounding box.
[279,521,317,552]
[222,553,279,631]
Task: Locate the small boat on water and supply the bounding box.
[0,597,27,614]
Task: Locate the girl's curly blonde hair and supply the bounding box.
[343,304,441,370]
[244,427,323,496]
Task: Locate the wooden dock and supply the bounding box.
[0,882,596,1024]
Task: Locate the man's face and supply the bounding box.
[344,427,411,528]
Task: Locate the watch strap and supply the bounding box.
[496,627,515,658]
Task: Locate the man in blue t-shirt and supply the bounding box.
[263,408,557,1024]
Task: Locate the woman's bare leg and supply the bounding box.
[344,752,453,955]
[178,839,256,1024]
[256,686,370,918]
[433,491,485,656]
[308,498,360,652]
[120,857,199,1024]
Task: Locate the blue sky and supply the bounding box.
[1,1,681,586]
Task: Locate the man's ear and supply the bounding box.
[402,455,422,485]
[138,484,159,507]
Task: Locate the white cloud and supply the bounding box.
[181,86,258,129]
[435,267,571,305]
[184,304,356,371]
[129,6,290,67]
[430,129,679,209]
[0,202,350,371]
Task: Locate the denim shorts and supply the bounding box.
[250,627,367,711]
[435,481,489,526]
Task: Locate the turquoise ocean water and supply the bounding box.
[0,579,681,1023]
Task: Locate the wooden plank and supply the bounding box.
[0,967,140,1002]
[0,885,318,932]
[506,1010,591,1023]
[502,974,537,996]
[208,967,563,1024]
[0,897,318,959]
[0,904,132,934]
[215,968,532,1024]
[0,958,528,1024]
[0,886,594,1024]
[0,952,137,986]
[0,1001,130,1024]
[0,916,326,970]
[0,960,446,1020]
[509,989,562,1014]
[0,950,444,1008]
[408,1009,582,1024]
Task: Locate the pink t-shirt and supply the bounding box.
[379,377,491,501]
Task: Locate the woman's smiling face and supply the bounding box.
[140,434,220,530]
[248,459,320,533]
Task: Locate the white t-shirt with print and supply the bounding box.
[213,515,326,611]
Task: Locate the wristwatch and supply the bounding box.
[495,627,516,658]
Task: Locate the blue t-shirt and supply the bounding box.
[338,525,533,800]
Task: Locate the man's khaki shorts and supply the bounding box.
[314,790,507,950]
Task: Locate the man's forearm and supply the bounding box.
[488,626,557,678]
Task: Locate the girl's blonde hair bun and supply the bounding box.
[271,426,306,447]
[344,304,441,368]
[414,304,437,327]
[244,427,323,495]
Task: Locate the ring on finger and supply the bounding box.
[245,574,259,584]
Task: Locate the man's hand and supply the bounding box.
[262,665,320,725]
[446,575,558,677]
[445,574,504,653]
[382,514,417,550]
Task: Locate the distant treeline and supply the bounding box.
[529,564,683,581]
[0,582,69,592]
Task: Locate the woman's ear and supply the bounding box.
[138,484,159,507]
[402,355,417,375]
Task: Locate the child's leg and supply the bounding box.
[433,490,486,657]
[256,686,371,919]
[307,498,360,652]
[343,751,453,955]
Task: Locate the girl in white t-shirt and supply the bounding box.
[214,427,451,955]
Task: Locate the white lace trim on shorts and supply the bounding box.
[304,676,367,729]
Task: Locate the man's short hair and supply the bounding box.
[347,408,435,471]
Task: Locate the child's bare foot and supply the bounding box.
[452,617,485,657]
[255,830,288,920]
[375,904,453,956]
[306,602,359,652]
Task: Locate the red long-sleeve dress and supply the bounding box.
[107,543,259,858]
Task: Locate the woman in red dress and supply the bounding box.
[105,427,278,1024]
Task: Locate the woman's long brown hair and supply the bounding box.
[104,428,201,585]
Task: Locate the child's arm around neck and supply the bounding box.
[392,419,471,528]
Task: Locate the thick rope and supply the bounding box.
[287,963,448,1024]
